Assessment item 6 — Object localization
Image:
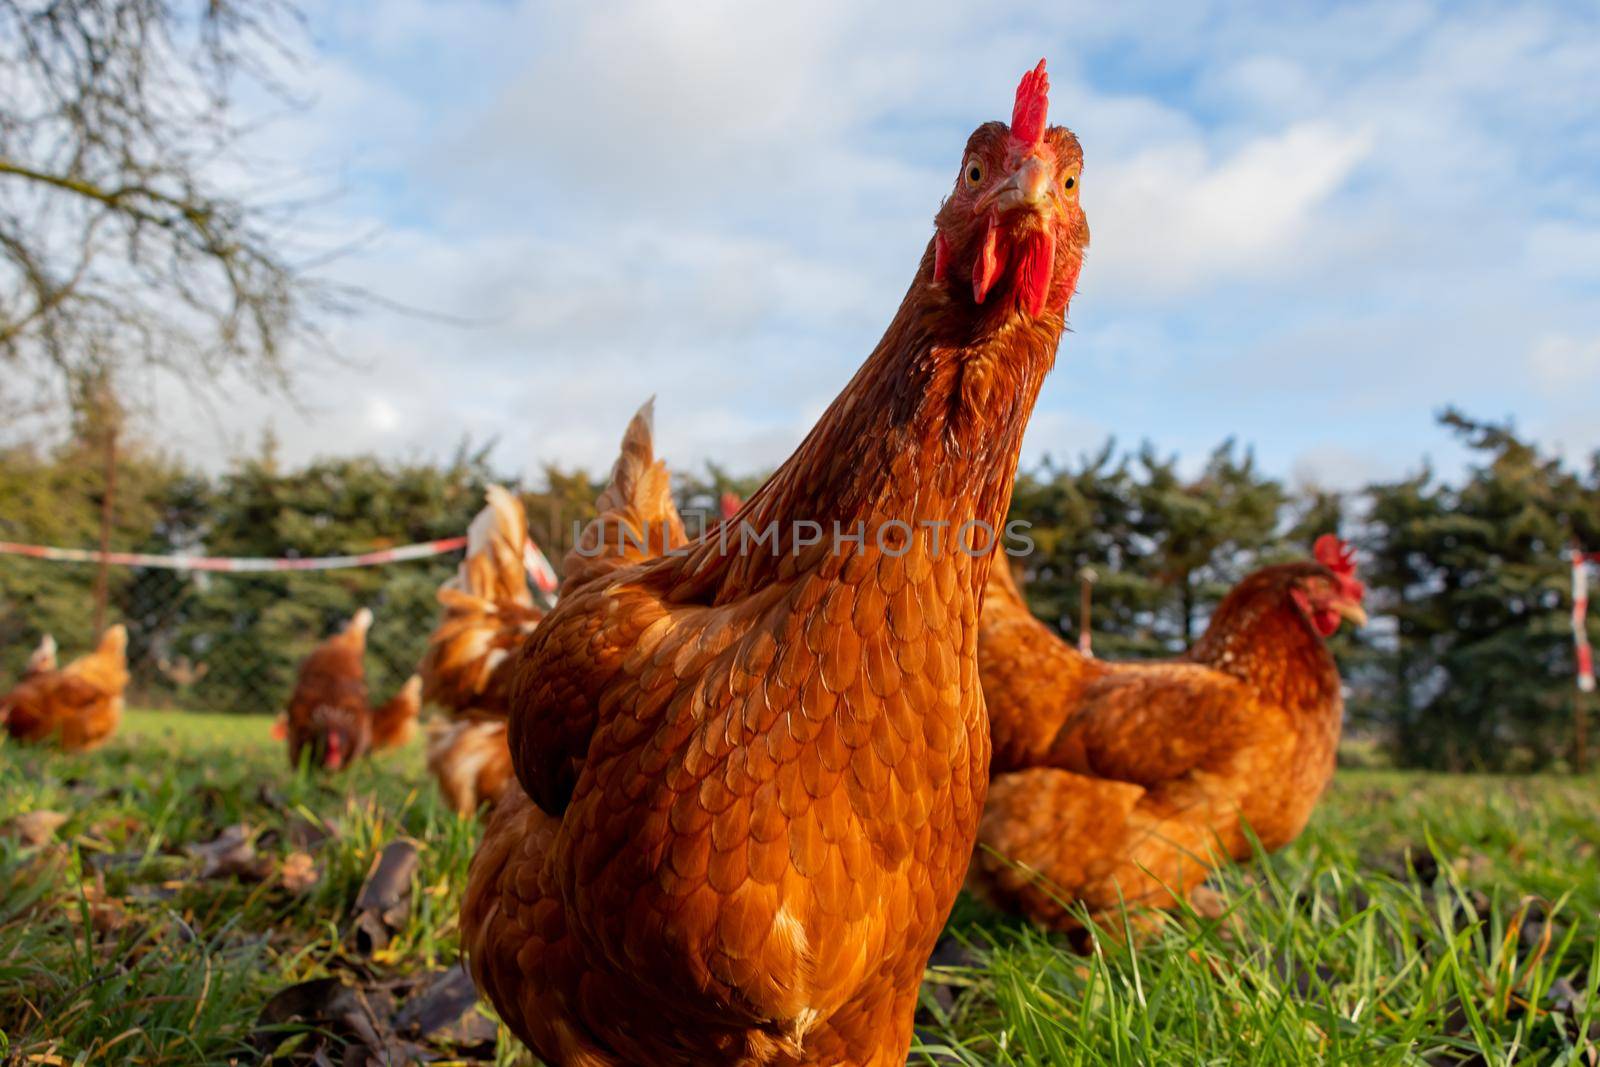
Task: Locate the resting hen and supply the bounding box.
[463,60,1089,1066]
[419,485,545,813]
[2,625,128,750]
[969,536,1367,933]
[282,608,418,771]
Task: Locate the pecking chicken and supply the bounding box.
[419,484,545,813]
[2,625,128,750]
[462,59,1089,1067]
[969,535,1367,934]
[281,608,419,771]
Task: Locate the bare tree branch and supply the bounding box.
[0,0,346,412]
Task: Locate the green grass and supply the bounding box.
[3,711,1598,1065]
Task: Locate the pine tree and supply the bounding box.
[1365,411,1597,769]
[1130,440,1286,649]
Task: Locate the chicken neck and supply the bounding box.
[677,242,1066,604]
[1188,586,1342,716]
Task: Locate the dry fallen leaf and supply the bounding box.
[393,963,498,1050]
[5,809,68,846]
[252,975,426,1066]
[280,851,319,894]
[351,838,421,956]
[188,824,272,882]
[80,876,129,935]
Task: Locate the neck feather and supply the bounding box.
[670,242,1064,603]
[1190,584,1341,712]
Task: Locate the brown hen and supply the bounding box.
[419,484,545,813]
[463,60,1090,1067]
[282,608,417,771]
[2,625,128,750]
[970,536,1367,934]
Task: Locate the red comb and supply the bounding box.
[1314,534,1365,603]
[1012,59,1050,148]
[1313,534,1356,576]
[720,492,741,520]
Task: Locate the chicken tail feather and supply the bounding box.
[371,674,422,751]
[561,398,686,594]
[460,485,536,608]
[421,485,543,716]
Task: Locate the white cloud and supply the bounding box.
[1290,444,1412,494]
[56,0,1600,487]
[365,397,402,433]
[1528,334,1600,394]
[1087,121,1373,299]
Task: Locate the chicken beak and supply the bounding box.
[978,156,1053,217]
[1335,600,1369,628]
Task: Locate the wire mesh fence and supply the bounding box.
[0,445,716,721]
[1,553,450,715]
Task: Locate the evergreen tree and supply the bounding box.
[1130,440,1286,649]
[1364,411,1597,769]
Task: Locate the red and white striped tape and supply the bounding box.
[522,540,560,597]
[1576,549,1600,693]
[1,532,563,599]
[0,537,468,572]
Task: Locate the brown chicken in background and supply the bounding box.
[464,59,1089,1067]
[969,535,1367,934]
[281,608,419,771]
[419,484,545,813]
[2,625,128,750]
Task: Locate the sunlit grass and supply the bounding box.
[3,712,1597,1065]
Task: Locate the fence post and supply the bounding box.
[1077,566,1096,656]
[1577,687,1592,774]
[93,418,119,635]
[1575,543,1594,774]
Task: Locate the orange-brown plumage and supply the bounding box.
[2,625,128,750]
[970,544,1367,933]
[463,63,1089,1067]
[370,674,422,751]
[428,717,515,816]
[419,484,545,813]
[283,609,417,771]
[420,485,544,717]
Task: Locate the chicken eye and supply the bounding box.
[1062,173,1078,193]
[964,159,984,188]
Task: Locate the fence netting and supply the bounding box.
[1,552,453,715]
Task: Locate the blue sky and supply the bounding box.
[166,0,1600,491]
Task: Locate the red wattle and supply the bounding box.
[972,219,1002,304]
[1014,229,1056,317]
